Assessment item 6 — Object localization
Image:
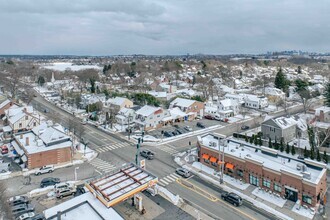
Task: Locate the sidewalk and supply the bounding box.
[175,152,317,220]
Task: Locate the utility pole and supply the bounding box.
[136,131,144,167]
[128,113,132,140]
[218,137,226,184]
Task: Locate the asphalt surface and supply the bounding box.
[2,93,319,220]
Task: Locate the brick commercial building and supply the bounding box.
[197,133,327,207]
[11,122,72,169]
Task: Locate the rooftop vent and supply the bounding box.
[246,154,251,157]
[231,149,235,152]
[302,172,311,180]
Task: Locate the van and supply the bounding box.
[214,114,222,121]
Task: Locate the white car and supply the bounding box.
[34,165,54,175]
[16,212,35,220]
[184,126,193,131]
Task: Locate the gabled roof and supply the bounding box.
[39,127,69,144]
[0,99,10,109]
[170,98,196,108]
[135,105,161,117]
[108,97,130,106]
[273,117,297,129]
[218,99,234,107]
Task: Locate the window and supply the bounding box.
[302,195,312,205]
[237,169,244,177]
[19,123,22,128]
[157,115,160,118]
[33,122,36,127]
[274,183,282,192]
[263,179,271,188]
[25,116,28,120]
[211,162,217,167]
[249,174,259,186]
[204,159,210,164]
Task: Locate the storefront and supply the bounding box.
[285,186,298,202]
[249,174,259,186]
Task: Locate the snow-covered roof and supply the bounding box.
[315,106,330,115]
[0,99,10,109]
[272,116,297,129]
[108,97,130,106]
[135,105,161,117]
[44,192,123,220]
[170,97,196,108]
[169,107,187,119]
[219,99,233,107]
[148,91,167,98]
[2,125,12,132]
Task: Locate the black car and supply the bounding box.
[40,177,60,188]
[241,125,250,130]
[163,131,173,137]
[175,129,183,135]
[171,130,178,136]
[173,124,179,128]
[221,192,243,206]
[196,122,205,128]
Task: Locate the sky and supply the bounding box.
[0,0,329,55]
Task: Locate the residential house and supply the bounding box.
[115,108,135,126]
[0,97,14,118]
[244,95,269,109]
[11,121,72,169]
[264,87,286,103]
[134,105,169,131]
[5,106,40,133]
[217,99,239,118]
[104,97,133,114]
[314,106,330,123]
[197,133,327,207]
[262,116,297,143]
[224,93,245,105]
[80,94,106,109]
[169,98,205,120]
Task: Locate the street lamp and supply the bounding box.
[74,167,79,181]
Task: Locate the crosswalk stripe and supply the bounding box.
[162,177,173,183]
[172,173,181,178]
[166,176,176,182]
[105,146,113,150]
[169,174,179,179]
[158,182,166,186]
[160,179,169,185]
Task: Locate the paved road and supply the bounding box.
[15,94,309,219]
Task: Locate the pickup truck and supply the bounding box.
[140,150,155,160]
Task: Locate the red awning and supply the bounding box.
[210,157,217,163]
[202,154,210,160]
[225,163,234,170]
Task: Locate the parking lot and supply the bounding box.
[146,118,227,140]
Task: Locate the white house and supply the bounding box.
[134,105,169,131]
[5,106,40,133]
[224,93,245,105]
[217,99,240,118]
[244,95,269,109]
[115,108,135,126]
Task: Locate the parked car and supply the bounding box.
[16,212,35,220]
[34,165,54,175]
[221,192,243,206]
[214,114,222,121]
[56,187,77,199]
[28,213,46,220]
[175,129,183,135]
[175,168,191,178]
[54,182,72,191]
[11,204,34,218]
[163,131,173,137]
[171,130,178,136]
[1,145,9,155]
[40,177,60,188]
[173,124,179,128]
[204,115,214,120]
[196,122,205,128]
[184,126,193,131]
[241,125,250,130]
[8,196,29,207]
[140,150,155,160]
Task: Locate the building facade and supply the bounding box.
[197,134,327,207]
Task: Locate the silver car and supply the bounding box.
[175,168,191,178]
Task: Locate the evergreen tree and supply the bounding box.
[274,67,289,92]
[258,136,262,146]
[254,135,258,145]
[268,137,272,148]
[245,134,248,142]
[324,82,330,107]
[279,138,284,152]
[249,136,254,144]
[316,149,321,162]
[90,78,96,93]
[274,138,279,150]
[285,143,290,154]
[304,147,309,158]
[323,151,328,164]
[291,145,296,155]
[310,148,315,160]
[37,76,45,86]
[297,65,302,74]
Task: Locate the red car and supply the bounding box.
[204,115,214,120]
[1,146,8,155]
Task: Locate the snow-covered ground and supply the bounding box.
[42,62,101,71]
[291,200,315,219]
[191,162,250,190]
[252,188,286,207]
[77,144,97,161]
[156,185,180,205]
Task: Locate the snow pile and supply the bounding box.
[0,171,12,180]
[77,145,97,161]
[156,185,180,205]
[291,201,315,219]
[252,188,286,207]
[29,185,54,197]
[174,157,184,166]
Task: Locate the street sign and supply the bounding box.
[140,159,146,169]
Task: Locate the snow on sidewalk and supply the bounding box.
[291,201,315,219]
[252,188,286,207]
[156,185,180,205]
[191,162,250,190]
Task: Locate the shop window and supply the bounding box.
[249,174,259,186]
[237,169,244,177]
[204,159,210,164]
[211,162,217,167]
[274,183,282,192]
[263,179,271,188]
[302,195,312,205]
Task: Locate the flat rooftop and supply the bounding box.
[199,134,326,185]
[87,163,158,207]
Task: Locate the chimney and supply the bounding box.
[20,134,23,139]
[25,137,29,146]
